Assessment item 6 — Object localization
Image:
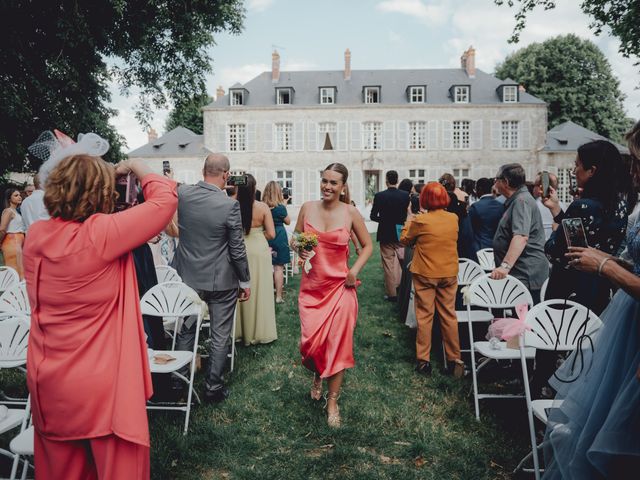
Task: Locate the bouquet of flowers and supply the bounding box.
[291,232,319,274]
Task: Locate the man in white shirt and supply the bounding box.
[20,174,50,231]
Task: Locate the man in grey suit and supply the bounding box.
[173,153,250,403]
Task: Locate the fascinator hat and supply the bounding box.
[28,130,110,185]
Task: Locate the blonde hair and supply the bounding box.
[44,155,115,222]
[262,181,284,208]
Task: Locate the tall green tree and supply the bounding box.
[0,1,244,171]
[495,34,630,140]
[164,93,213,134]
[495,1,640,64]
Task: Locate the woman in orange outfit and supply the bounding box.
[400,182,464,378]
[23,146,177,479]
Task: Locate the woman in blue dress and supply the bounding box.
[543,121,640,478]
[263,181,291,304]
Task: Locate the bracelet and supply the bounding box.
[597,257,612,276]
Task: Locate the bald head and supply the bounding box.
[203,154,230,177]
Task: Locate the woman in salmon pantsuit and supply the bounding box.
[23,133,177,480]
[294,163,372,428]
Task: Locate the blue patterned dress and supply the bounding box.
[543,219,640,478]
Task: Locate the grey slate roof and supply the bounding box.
[544,121,628,153]
[127,126,213,157]
[206,68,545,108]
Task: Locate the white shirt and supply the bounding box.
[536,197,568,241]
[20,189,50,232]
[6,208,25,233]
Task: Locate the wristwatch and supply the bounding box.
[500,261,512,271]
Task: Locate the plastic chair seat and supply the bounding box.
[0,409,27,435]
[148,351,193,374]
[474,341,535,360]
[456,310,493,323]
[10,426,33,456]
[531,399,563,424]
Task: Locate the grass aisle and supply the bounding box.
[151,239,531,479]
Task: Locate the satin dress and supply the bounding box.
[299,221,359,378]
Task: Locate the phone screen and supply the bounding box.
[162,160,170,174]
[541,171,550,197]
[562,218,589,248]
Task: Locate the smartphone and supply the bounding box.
[227,174,247,186]
[162,160,171,174]
[541,171,550,197]
[562,218,589,248]
[115,172,139,210]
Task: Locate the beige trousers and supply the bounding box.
[380,242,403,297]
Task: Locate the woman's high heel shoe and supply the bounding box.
[310,374,322,401]
[324,391,341,428]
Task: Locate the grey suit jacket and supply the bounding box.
[172,181,250,292]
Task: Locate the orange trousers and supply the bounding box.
[1,233,24,279]
[413,274,461,362]
[380,242,403,297]
[34,432,149,480]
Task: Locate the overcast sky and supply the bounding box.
[110,0,640,151]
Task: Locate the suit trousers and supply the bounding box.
[176,288,238,392]
[412,274,461,362]
[380,242,403,297]
[34,432,149,480]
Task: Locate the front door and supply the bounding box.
[364,170,381,205]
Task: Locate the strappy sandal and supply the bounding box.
[324,391,341,428]
[310,374,323,401]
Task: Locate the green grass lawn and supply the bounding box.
[149,239,532,480]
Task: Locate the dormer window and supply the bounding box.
[503,85,518,103]
[276,87,293,105]
[363,86,380,104]
[408,86,426,104]
[230,90,244,106]
[453,86,470,103]
[319,87,336,105]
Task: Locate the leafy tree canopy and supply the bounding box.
[164,93,213,135]
[1,1,244,172]
[495,34,631,140]
[495,1,640,63]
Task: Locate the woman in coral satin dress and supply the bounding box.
[294,163,372,427]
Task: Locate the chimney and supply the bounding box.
[519,84,526,93]
[147,128,158,143]
[344,48,351,81]
[272,50,280,83]
[460,46,476,79]
[216,85,225,100]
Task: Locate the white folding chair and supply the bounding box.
[467,274,534,420]
[0,283,30,319]
[0,315,30,406]
[540,278,549,302]
[516,300,602,479]
[0,266,19,296]
[155,265,182,284]
[476,248,494,272]
[441,259,494,366]
[143,282,203,435]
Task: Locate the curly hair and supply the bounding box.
[44,155,116,222]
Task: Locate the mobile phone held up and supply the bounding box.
[562,218,589,248]
[541,171,550,198]
[227,174,248,186]
[162,160,171,175]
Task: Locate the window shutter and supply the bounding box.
[397,121,408,150]
[442,121,453,150]
[263,123,273,152]
[213,123,225,152]
[294,123,305,151]
[520,120,531,149]
[349,168,363,207]
[471,120,483,149]
[491,120,501,149]
[383,121,395,150]
[428,120,438,150]
[246,123,256,152]
[307,168,319,201]
[351,122,362,150]
[307,122,318,152]
[293,169,304,205]
[337,122,348,151]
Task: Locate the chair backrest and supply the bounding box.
[458,259,485,286]
[540,277,549,302]
[0,267,19,293]
[0,316,29,364]
[467,274,533,309]
[0,282,30,316]
[476,248,494,271]
[524,299,602,351]
[140,282,202,318]
[155,265,182,284]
